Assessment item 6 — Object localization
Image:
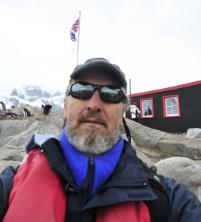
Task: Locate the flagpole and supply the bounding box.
[76,11,81,66]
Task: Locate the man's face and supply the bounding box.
[64,73,125,155]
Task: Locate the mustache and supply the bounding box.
[78,112,107,127]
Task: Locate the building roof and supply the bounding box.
[129,80,201,98]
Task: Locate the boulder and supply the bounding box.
[156,157,201,201]
[186,128,201,140]
[125,118,201,160]
[0,114,61,171]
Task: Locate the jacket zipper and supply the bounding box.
[80,157,95,205]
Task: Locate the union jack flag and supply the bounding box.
[70,18,80,42]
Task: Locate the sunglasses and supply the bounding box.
[67,81,127,103]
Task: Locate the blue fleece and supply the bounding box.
[59,129,124,194]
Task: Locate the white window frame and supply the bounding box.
[163,95,181,118]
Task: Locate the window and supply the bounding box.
[140,98,154,118]
[163,95,180,118]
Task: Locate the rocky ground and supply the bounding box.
[0,107,201,200]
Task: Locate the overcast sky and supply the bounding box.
[0,0,201,96]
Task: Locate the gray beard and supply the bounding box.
[66,121,122,155]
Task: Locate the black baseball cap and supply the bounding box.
[70,58,127,90]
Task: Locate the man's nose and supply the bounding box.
[86,90,103,112]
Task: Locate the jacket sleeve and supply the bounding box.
[161,175,201,222]
[0,166,17,221]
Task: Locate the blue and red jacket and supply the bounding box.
[0,134,201,222]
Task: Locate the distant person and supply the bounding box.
[130,103,140,121]
[41,104,52,115]
[0,58,201,221]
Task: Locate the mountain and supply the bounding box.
[0,85,64,111]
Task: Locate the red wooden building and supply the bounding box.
[128,80,201,133]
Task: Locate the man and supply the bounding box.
[0,58,201,222]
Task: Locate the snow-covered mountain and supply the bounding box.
[0,85,65,111]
